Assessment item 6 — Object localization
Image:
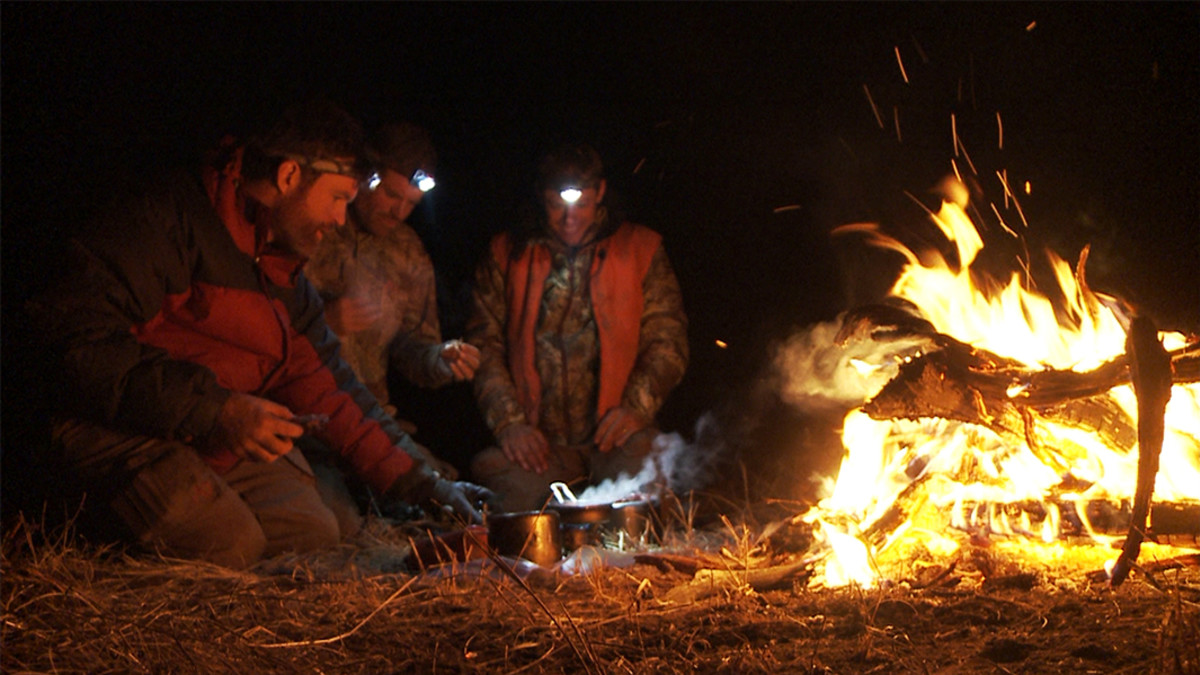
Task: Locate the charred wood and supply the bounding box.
[1111,316,1174,587]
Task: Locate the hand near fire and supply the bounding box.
[324,295,382,334]
[435,339,481,382]
[497,423,550,474]
[207,392,303,463]
[426,477,495,525]
[594,406,649,453]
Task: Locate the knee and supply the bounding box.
[274,508,341,556]
[197,512,268,570]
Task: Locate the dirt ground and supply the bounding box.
[3,503,1198,675]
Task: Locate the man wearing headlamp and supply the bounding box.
[26,102,491,569]
[306,122,479,479]
[466,143,689,512]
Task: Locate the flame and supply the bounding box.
[803,182,1200,587]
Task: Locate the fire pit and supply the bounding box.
[773,185,1200,589]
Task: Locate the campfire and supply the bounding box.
[781,181,1200,589]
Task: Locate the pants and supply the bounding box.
[470,428,660,513]
[52,419,362,569]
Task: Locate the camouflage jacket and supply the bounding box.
[467,219,689,447]
[305,212,450,408]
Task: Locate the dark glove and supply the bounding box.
[426,478,496,524]
[398,472,495,525]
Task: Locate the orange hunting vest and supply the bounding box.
[491,223,662,426]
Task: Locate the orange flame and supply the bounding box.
[800,181,1200,588]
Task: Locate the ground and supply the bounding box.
[3,502,1197,675]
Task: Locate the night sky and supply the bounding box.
[3,3,1197,476]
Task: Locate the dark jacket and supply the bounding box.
[27,163,430,495]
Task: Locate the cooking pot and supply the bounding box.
[548,500,613,525]
[487,510,562,567]
[609,499,653,542]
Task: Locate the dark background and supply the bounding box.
[3,3,1197,500]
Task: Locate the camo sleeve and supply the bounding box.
[623,245,689,421]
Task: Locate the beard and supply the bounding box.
[272,185,331,259]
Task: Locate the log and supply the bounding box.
[1110,316,1174,587]
[661,560,814,604]
[849,302,1197,469]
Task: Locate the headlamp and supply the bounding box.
[412,169,436,193]
[559,186,583,204]
[282,153,361,178]
[366,172,382,190]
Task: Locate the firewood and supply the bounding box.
[661,559,814,604]
[1110,316,1174,587]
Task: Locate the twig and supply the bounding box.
[251,575,419,648]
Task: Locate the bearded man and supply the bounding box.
[26,100,490,569]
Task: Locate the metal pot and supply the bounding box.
[560,523,602,552]
[609,499,653,542]
[548,501,613,526]
[487,510,562,567]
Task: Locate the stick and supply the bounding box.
[1110,315,1174,588]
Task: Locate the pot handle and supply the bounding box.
[549,482,578,504]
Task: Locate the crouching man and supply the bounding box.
[25,100,490,569]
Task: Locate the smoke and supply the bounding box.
[575,413,729,503]
[770,312,932,416]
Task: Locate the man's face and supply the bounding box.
[354,168,425,237]
[273,172,359,258]
[543,180,606,247]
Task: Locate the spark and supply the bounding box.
[951,114,958,157]
[1026,21,1037,32]
[910,35,929,64]
[894,106,902,143]
[996,111,1004,150]
[995,170,1030,228]
[989,202,1020,239]
[633,157,646,174]
[1024,181,1031,195]
[951,158,963,185]
[956,135,978,176]
[863,85,884,129]
[715,340,728,349]
[773,205,802,214]
[894,46,909,84]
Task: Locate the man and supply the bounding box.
[26,100,490,569]
[466,143,689,512]
[305,122,480,446]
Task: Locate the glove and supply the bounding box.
[425,478,496,524]
[397,471,495,525]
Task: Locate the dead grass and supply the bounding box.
[3,505,1199,674]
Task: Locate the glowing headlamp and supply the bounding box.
[365,169,437,193]
[412,169,436,193]
[559,186,583,204]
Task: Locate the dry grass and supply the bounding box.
[3,504,1199,674]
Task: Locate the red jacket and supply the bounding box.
[30,151,424,495]
[490,222,662,424]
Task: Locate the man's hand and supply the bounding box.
[324,295,382,334]
[594,406,649,453]
[498,423,550,474]
[427,478,495,524]
[435,339,481,381]
[208,392,303,462]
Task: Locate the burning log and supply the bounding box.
[1110,315,1175,587]
[849,303,1197,472]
